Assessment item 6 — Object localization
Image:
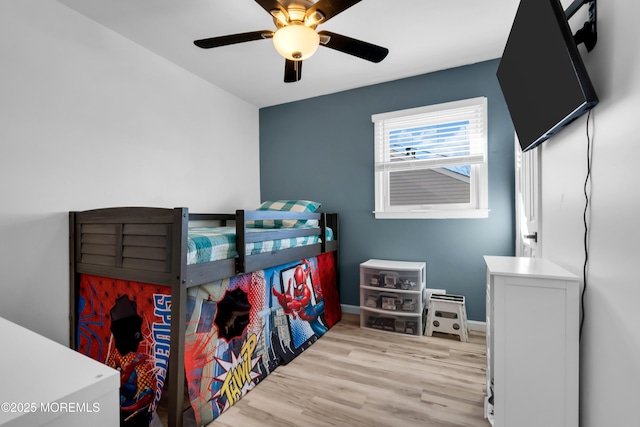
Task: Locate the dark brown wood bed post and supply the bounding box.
[167,207,188,427]
[320,213,327,253]
[235,209,246,275]
[69,211,78,349]
[327,213,340,297]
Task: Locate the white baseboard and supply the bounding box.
[467,320,486,332]
[340,304,486,332]
[341,304,360,315]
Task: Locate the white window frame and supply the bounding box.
[372,97,489,219]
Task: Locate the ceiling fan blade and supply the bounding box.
[306,0,362,24]
[194,31,274,49]
[284,59,302,83]
[254,0,289,20]
[318,31,388,63]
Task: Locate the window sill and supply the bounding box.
[373,209,490,219]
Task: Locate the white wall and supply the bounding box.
[0,1,260,345]
[541,0,640,425]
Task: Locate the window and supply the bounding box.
[372,97,489,219]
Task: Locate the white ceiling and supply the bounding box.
[57,0,520,108]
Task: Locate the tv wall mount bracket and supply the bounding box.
[565,0,597,51]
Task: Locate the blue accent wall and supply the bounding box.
[259,59,515,321]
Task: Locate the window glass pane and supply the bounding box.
[389,167,471,206]
[446,165,470,176]
[389,120,472,162]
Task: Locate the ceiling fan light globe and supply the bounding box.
[273,24,319,61]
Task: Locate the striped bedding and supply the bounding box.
[187,226,334,265]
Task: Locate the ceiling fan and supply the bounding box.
[193,0,389,83]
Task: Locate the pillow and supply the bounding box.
[247,200,321,228]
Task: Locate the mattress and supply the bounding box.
[187,226,334,265]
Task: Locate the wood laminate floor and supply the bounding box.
[208,313,490,427]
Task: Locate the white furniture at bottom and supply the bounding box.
[484,256,580,427]
[0,317,119,427]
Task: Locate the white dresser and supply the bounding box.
[484,256,580,427]
[0,317,119,427]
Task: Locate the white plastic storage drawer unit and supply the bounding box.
[359,259,426,336]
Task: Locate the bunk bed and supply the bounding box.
[69,205,340,427]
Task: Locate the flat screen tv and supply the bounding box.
[497,0,598,152]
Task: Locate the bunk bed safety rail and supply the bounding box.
[70,207,186,287]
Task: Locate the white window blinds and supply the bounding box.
[373,97,486,173]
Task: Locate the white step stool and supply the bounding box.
[425,293,469,342]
